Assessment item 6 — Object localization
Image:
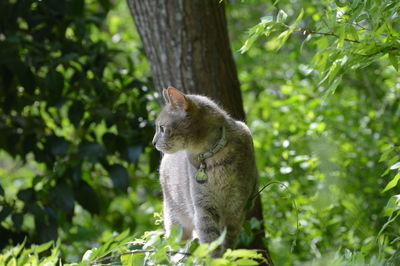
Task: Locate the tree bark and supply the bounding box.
[127,0,272,264]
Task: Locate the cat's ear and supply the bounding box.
[162,88,170,104]
[166,87,190,111]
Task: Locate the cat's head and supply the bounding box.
[152,87,196,154]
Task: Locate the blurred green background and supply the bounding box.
[0,0,399,265]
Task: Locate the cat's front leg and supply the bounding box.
[193,206,222,256]
[163,199,193,241]
[223,223,242,251]
[163,199,175,236]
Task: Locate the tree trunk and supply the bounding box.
[127,0,272,264]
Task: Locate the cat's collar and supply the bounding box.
[198,126,227,161]
[195,126,227,183]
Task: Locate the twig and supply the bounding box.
[251,181,300,251]
[296,28,360,43]
[351,46,399,57]
[294,27,400,57]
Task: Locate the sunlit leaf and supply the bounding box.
[383,173,400,192]
[34,241,53,253]
[121,252,145,266]
[390,162,400,170]
[277,9,288,23]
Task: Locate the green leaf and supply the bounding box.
[335,0,347,8]
[82,249,95,261]
[356,13,369,22]
[13,238,27,258]
[40,244,60,265]
[240,22,268,54]
[224,249,260,259]
[193,230,226,258]
[193,243,210,258]
[211,258,230,266]
[383,155,400,176]
[188,238,200,253]
[209,228,227,251]
[337,25,346,48]
[388,53,399,71]
[351,0,362,9]
[384,195,400,216]
[114,229,131,242]
[383,173,400,192]
[240,34,259,54]
[276,10,288,23]
[348,25,359,41]
[95,239,117,260]
[391,162,400,170]
[274,30,292,50]
[6,257,17,266]
[380,146,394,162]
[34,241,53,253]
[260,16,273,24]
[360,238,374,254]
[234,258,259,265]
[121,252,145,266]
[326,75,343,96]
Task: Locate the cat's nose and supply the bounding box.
[152,135,158,146]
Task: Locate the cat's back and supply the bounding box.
[234,120,253,141]
[225,120,255,156]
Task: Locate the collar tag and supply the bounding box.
[195,127,227,184]
[195,163,208,184]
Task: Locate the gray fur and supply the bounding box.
[152,87,258,256]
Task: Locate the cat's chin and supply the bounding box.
[155,146,178,154]
[160,150,175,154]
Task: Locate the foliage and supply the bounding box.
[240,0,400,93]
[0,228,267,265]
[0,239,60,266]
[0,0,159,260]
[0,228,397,265]
[1,0,399,265]
[229,0,400,264]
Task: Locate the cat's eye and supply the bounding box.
[159,125,165,133]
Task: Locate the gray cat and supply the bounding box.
[152,87,258,256]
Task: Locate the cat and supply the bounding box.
[152,87,258,256]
